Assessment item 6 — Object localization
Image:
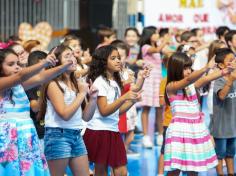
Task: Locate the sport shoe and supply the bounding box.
[127,149,140,157]
[142,135,153,148]
[156,134,163,146]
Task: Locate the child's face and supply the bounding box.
[1,54,21,76]
[61,49,77,72]
[183,66,192,78]
[151,32,159,43]
[187,36,199,48]
[12,45,29,65]
[221,53,235,69]
[68,40,82,58]
[125,30,139,46]
[107,50,121,73]
[117,48,127,66]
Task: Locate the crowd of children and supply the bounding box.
[1,25,236,176]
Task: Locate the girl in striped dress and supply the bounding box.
[164,52,236,175]
[0,48,72,176]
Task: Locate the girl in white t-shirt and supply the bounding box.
[84,45,142,176]
[40,45,98,176]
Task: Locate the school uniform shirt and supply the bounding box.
[87,76,121,132]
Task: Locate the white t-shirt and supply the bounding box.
[87,76,121,132]
[192,48,209,71]
[45,81,83,129]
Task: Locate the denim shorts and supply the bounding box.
[44,127,87,160]
[214,137,236,160]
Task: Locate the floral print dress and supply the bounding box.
[0,85,49,176]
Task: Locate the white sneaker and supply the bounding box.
[156,134,163,146]
[142,135,153,148]
[127,149,140,158]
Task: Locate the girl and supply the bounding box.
[124,27,140,75]
[62,35,90,80]
[40,45,98,176]
[111,40,151,155]
[138,26,169,148]
[164,52,235,175]
[25,51,48,149]
[8,43,29,67]
[83,45,142,176]
[0,48,73,176]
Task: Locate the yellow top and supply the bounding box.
[159,78,172,127]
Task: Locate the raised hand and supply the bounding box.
[126,70,135,84]
[207,55,216,70]
[139,65,152,79]
[124,89,143,102]
[88,79,98,99]
[226,60,236,73]
[163,34,171,45]
[77,80,89,94]
[45,47,58,67]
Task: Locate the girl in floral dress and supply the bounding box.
[0,48,72,176]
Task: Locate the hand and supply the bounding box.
[136,60,145,67]
[66,56,77,70]
[77,80,89,94]
[226,60,236,73]
[45,47,58,67]
[138,65,152,79]
[88,79,98,99]
[163,35,171,44]
[126,70,135,84]
[207,55,216,70]
[124,90,143,102]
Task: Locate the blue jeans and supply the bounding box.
[44,127,87,160]
[214,137,236,160]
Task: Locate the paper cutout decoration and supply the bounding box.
[18,22,53,49]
